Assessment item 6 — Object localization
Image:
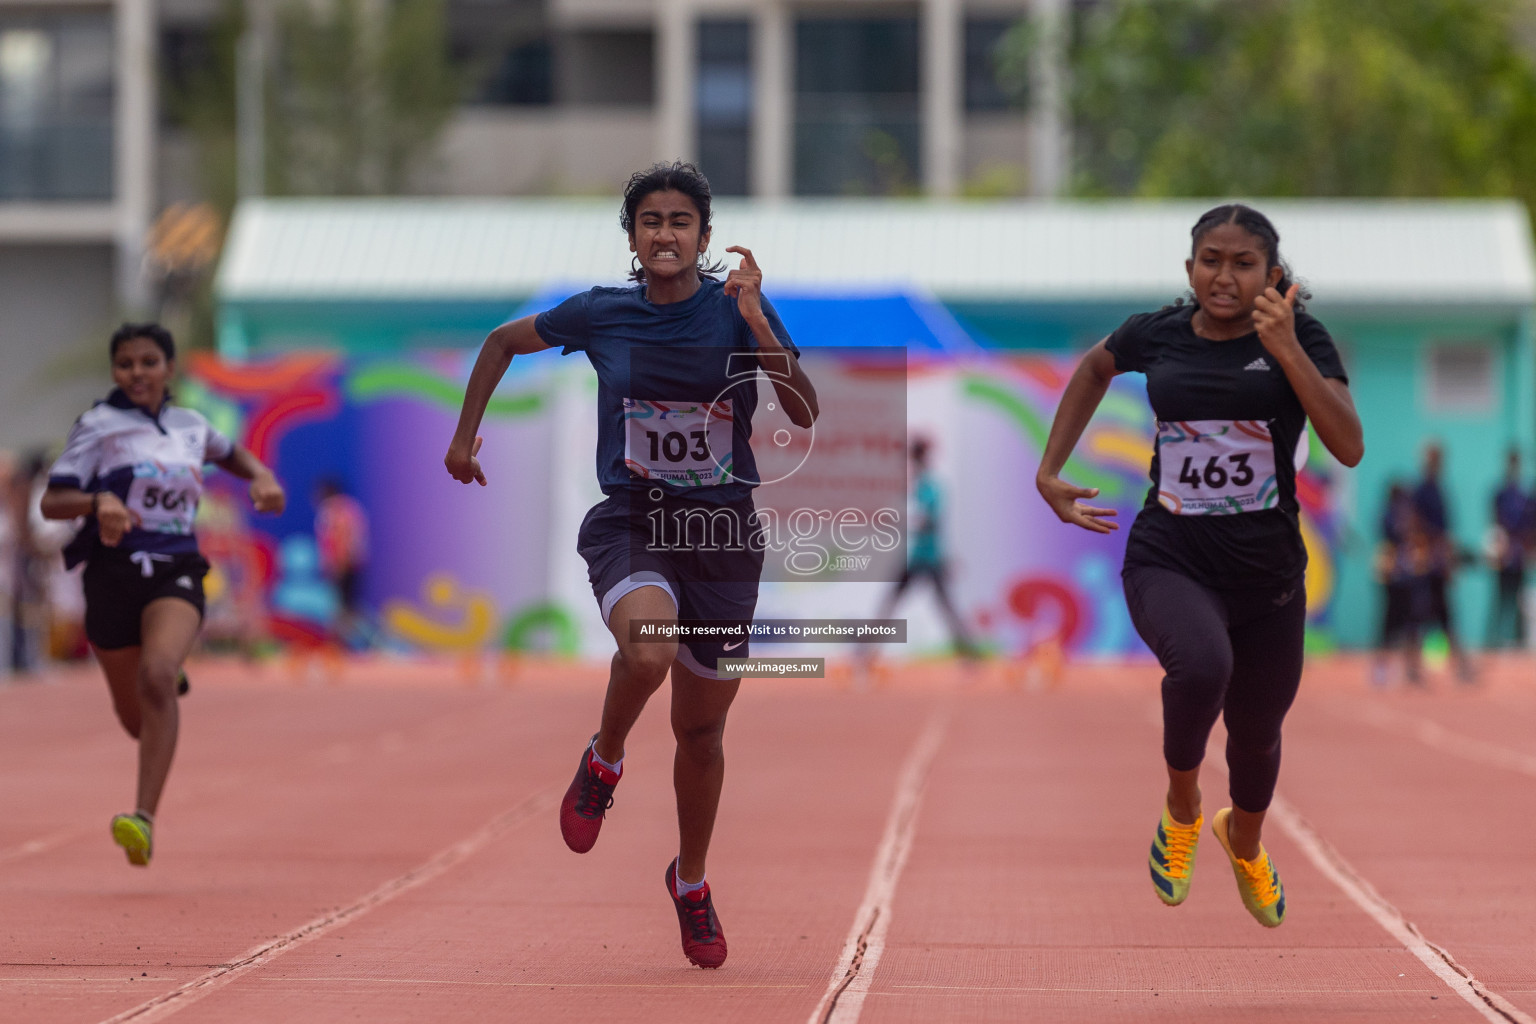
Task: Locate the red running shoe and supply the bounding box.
[559,734,620,853]
[665,859,728,969]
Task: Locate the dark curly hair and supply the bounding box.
[1173,203,1309,312]
[109,322,176,361]
[620,161,727,284]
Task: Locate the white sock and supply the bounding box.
[589,745,622,775]
[674,863,706,898]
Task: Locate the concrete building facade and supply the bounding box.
[0,0,156,451]
[4,0,1042,451]
[422,0,1041,199]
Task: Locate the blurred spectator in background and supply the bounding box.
[1372,490,1436,686]
[1372,481,1414,684]
[876,438,977,658]
[9,451,82,672]
[1487,449,1531,649]
[1412,441,1474,681]
[26,450,86,662]
[315,479,370,647]
[0,451,16,675]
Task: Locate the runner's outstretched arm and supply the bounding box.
[1036,338,1121,534]
[445,315,552,485]
[214,447,286,513]
[723,246,818,427]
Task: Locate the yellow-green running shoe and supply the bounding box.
[110,813,153,867]
[1211,807,1285,927]
[1149,806,1202,906]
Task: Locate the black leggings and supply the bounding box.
[1123,566,1307,813]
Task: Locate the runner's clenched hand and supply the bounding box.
[95,492,139,546]
[249,472,286,514]
[445,435,488,486]
[1253,283,1300,357]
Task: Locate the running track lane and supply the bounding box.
[1,656,1534,1022]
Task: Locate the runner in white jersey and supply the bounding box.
[40,323,285,867]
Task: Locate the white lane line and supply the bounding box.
[1268,793,1535,1024]
[1148,701,1533,1022]
[96,784,560,1024]
[807,704,950,1024]
[1345,704,1536,779]
[0,826,94,865]
[252,976,808,990]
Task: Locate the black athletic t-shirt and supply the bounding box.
[1105,304,1348,589]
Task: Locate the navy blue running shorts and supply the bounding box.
[577,492,763,680]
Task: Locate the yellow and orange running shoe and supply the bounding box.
[110,812,153,867]
[1211,807,1285,927]
[1149,806,1202,906]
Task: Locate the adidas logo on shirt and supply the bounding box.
[1244,357,1272,371]
[176,576,193,589]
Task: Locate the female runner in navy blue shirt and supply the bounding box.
[41,323,285,867]
[445,162,817,968]
[1037,206,1362,928]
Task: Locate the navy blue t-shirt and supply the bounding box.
[534,277,799,506]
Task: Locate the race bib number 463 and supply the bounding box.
[1156,419,1278,515]
[624,399,733,487]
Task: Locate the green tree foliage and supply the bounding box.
[271,0,461,195]
[164,4,245,215]
[168,0,463,210]
[1059,0,1536,206]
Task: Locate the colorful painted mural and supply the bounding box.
[184,349,1345,660]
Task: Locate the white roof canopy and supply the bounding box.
[218,197,1536,308]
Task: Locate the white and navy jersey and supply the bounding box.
[48,389,235,568]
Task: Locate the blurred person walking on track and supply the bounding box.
[445,162,817,969]
[40,323,285,867]
[862,437,977,679]
[1486,449,1531,649]
[1036,205,1362,928]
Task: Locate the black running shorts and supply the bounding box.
[83,550,209,650]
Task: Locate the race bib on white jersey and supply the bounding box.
[623,399,734,487]
[126,462,204,534]
[1155,419,1278,515]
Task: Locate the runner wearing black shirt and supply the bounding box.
[1036,205,1363,927]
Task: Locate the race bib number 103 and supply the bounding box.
[1156,419,1278,515]
[624,399,734,487]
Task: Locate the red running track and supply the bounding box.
[2,653,1534,1023]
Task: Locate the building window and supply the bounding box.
[0,14,114,201]
[965,18,1022,112]
[475,39,553,105]
[696,20,750,197]
[556,30,654,107]
[793,17,920,196]
[1425,343,1496,414]
[448,0,551,106]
